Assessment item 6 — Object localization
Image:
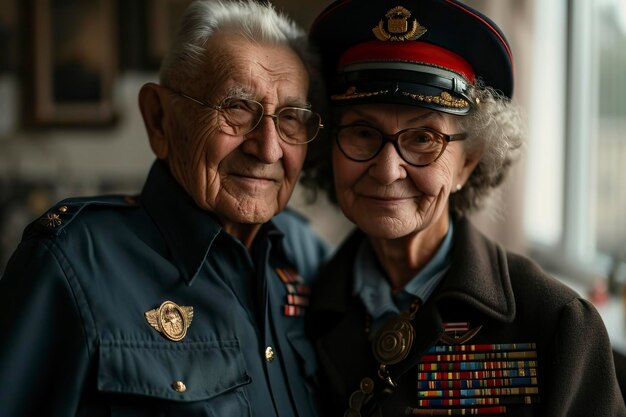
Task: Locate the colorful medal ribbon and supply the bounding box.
[275,267,310,317]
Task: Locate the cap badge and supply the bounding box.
[373,6,427,42]
[145,300,194,341]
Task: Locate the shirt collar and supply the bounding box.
[353,221,454,320]
[310,218,515,325]
[403,220,454,299]
[140,160,286,285]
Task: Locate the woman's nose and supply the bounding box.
[367,142,408,185]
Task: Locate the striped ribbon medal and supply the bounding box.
[275,267,310,317]
[409,340,541,416]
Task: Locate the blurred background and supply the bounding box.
[0,0,625,301]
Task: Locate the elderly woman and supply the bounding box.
[303,1,625,416]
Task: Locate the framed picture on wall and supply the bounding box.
[118,0,192,71]
[26,0,117,126]
[147,0,193,67]
[0,0,18,74]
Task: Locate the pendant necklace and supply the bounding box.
[344,299,421,417]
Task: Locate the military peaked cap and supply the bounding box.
[310,0,514,114]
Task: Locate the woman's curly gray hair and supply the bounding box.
[300,81,525,217]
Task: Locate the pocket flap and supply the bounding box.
[97,339,251,402]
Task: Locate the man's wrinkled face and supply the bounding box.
[163,36,310,237]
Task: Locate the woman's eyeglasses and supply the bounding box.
[335,124,467,166]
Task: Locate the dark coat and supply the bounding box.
[308,218,625,416]
[0,161,329,417]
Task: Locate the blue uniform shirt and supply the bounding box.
[353,222,454,334]
[0,161,329,417]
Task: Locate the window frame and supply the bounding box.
[525,0,622,286]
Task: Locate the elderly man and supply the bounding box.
[0,1,327,416]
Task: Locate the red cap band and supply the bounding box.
[338,40,475,82]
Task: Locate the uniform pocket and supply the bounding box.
[97,339,251,416]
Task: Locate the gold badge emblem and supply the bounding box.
[145,301,193,341]
[372,6,427,42]
[372,300,420,367]
[41,212,62,229]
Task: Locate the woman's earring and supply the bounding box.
[456,183,463,192]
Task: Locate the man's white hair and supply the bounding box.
[159,0,312,88]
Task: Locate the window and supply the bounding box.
[525,0,626,285]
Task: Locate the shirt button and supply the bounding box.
[265,346,275,362]
[172,380,186,392]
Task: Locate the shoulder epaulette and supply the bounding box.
[26,194,140,237]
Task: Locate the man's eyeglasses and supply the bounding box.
[172,90,323,145]
[335,124,467,167]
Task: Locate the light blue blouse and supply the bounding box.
[353,221,454,335]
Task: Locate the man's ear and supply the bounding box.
[139,83,169,159]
